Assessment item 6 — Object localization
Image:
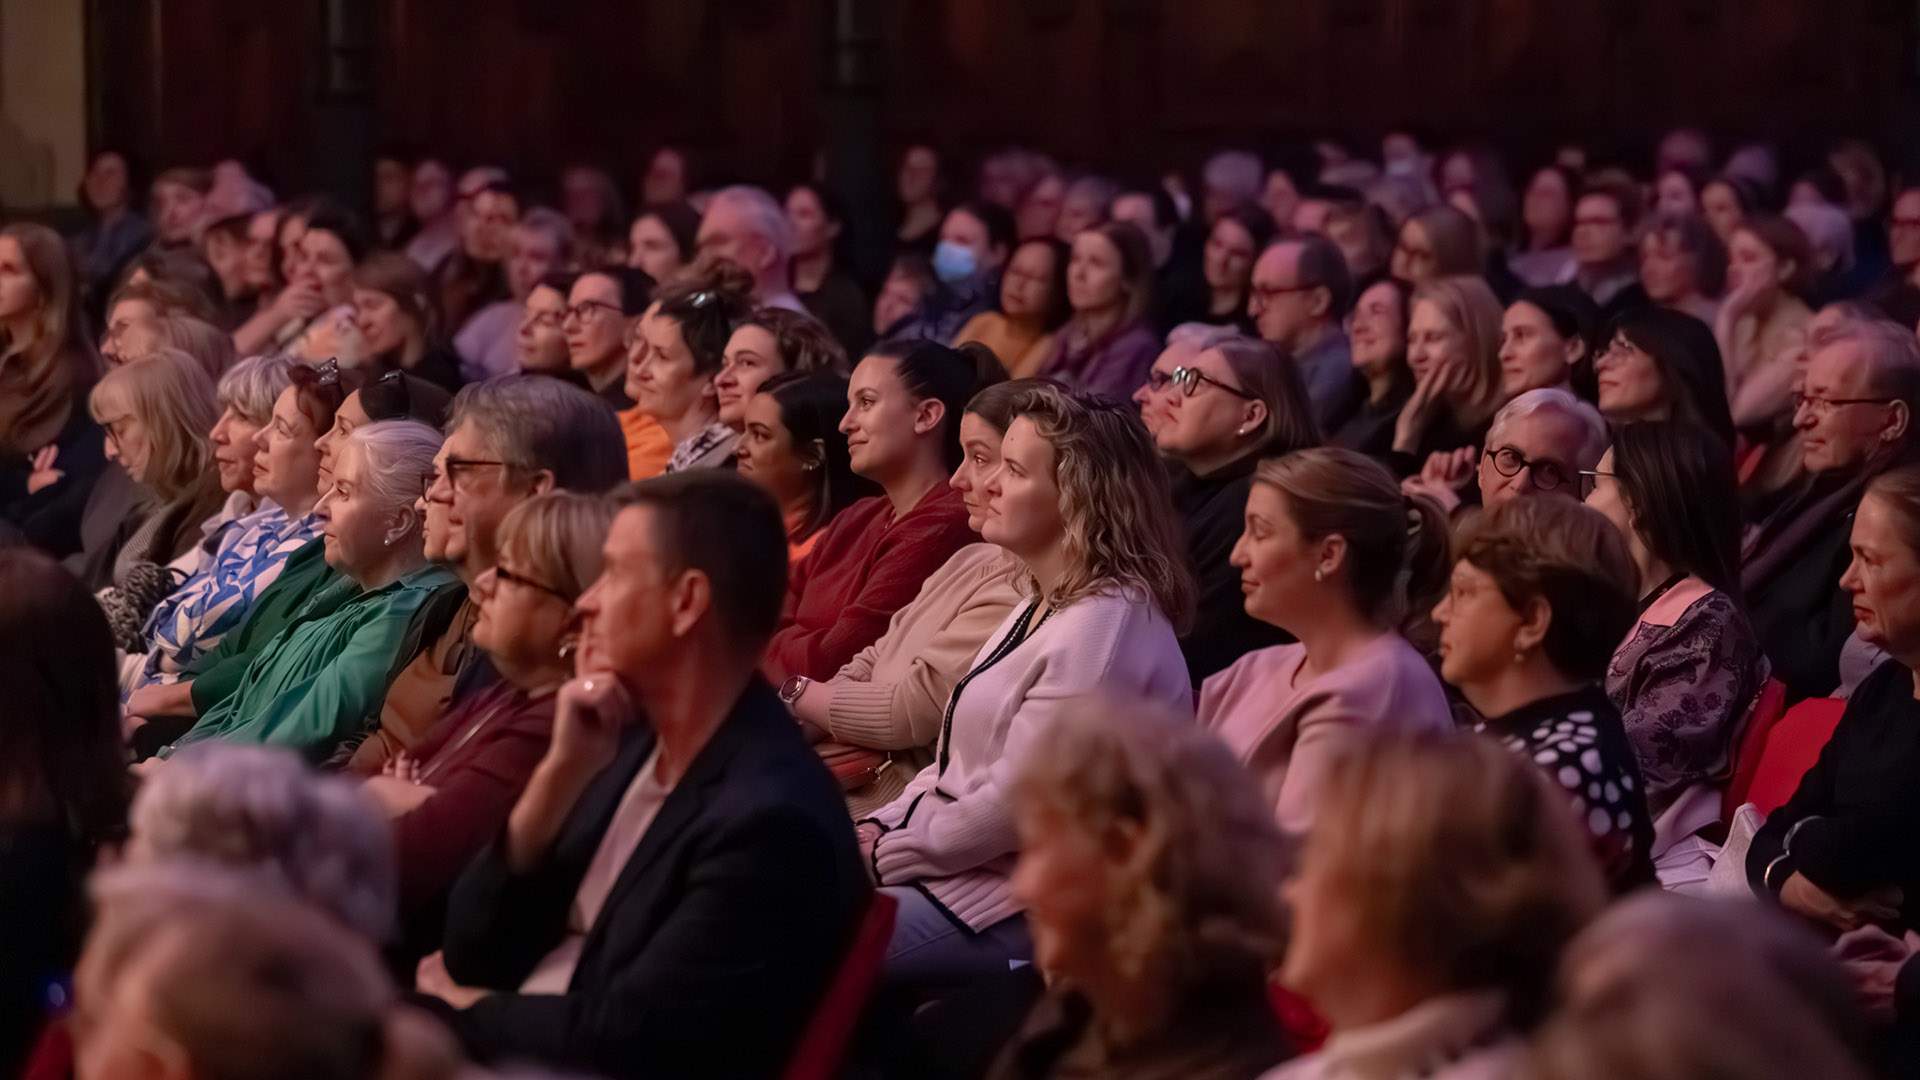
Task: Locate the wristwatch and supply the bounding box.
[779,674,812,708]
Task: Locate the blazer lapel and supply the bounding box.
[558,725,659,872]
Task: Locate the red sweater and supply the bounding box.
[763,484,977,682]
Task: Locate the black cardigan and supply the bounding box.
[1169,455,1293,686]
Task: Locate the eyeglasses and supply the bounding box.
[1144,366,1258,400]
[101,413,135,449]
[1792,391,1899,419]
[491,562,572,603]
[1249,282,1318,306]
[563,299,624,324]
[526,310,564,332]
[444,456,516,493]
[1576,467,1614,499]
[1484,446,1573,491]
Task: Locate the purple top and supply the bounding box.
[1038,318,1162,401]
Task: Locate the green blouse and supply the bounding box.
[165,562,463,763]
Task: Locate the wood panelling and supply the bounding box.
[88,0,1918,200]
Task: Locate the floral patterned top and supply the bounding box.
[1606,578,1769,818]
[134,504,324,689]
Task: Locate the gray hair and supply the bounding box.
[344,419,442,516]
[1165,322,1245,351]
[1825,319,1920,413]
[517,205,576,261]
[707,184,793,262]
[215,353,296,424]
[159,314,239,379]
[1784,202,1856,275]
[445,374,628,492]
[1203,150,1263,204]
[127,744,396,940]
[1488,387,1610,470]
[1065,173,1120,212]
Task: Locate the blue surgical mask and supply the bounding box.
[933,240,978,285]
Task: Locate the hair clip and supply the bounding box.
[315,358,341,387]
[377,368,403,385]
[688,290,715,308]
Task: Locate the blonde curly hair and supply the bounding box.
[1008,383,1195,631]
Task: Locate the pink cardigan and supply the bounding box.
[1198,634,1454,833]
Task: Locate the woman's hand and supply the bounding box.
[26,445,63,494]
[1781,871,1904,932]
[364,774,438,817]
[1400,446,1475,515]
[271,280,328,325]
[1392,357,1469,454]
[1833,925,1917,1024]
[415,950,491,1011]
[855,822,883,882]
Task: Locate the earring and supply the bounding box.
[558,638,577,661]
[1513,649,1526,665]
[1312,569,1325,582]
[1238,425,1253,436]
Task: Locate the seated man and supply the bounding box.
[1402,386,1609,515]
[418,471,868,1078]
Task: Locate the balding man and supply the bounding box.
[1743,320,1920,697]
[695,185,805,312]
[1249,234,1362,431]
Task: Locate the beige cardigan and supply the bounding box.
[824,543,1022,816]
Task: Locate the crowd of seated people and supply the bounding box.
[9,124,1920,1079]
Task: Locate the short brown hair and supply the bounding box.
[1454,497,1637,681]
[613,470,789,654]
[1304,731,1607,1024]
[1737,215,1817,297]
[737,307,849,378]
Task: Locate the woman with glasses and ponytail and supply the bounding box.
[1144,329,1323,683]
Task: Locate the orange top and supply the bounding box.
[617,407,674,481]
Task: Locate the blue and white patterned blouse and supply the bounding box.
[134,504,324,689]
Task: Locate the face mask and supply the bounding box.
[933,240,978,285]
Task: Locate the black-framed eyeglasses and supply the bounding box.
[1485,446,1573,491]
[1249,282,1318,306]
[563,299,624,323]
[491,562,572,603]
[1146,365,1258,400]
[100,413,135,449]
[1791,391,1899,419]
[444,456,514,493]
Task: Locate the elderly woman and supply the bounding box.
[982,699,1293,1079]
[1265,732,1608,1079]
[127,354,324,692]
[361,491,612,945]
[157,421,460,763]
[1432,498,1657,892]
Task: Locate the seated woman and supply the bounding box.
[1639,210,1727,328]
[0,222,107,560]
[283,200,371,364]
[1593,306,1736,449]
[157,421,460,763]
[784,380,1028,816]
[1388,275,1505,477]
[1433,497,1657,891]
[1328,274,1414,457]
[735,371,873,565]
[1150,332,1320,683]
[129,354,324,692]
[1389,205,1485,286]
[1718,216,1816,434]
[953,237,1071,379]
[0,549,128,1075]
[859,386,1195,988]
[1499,285,1597,399]
[627,266,755,471]
[1266,731,1607,1080]
[78,349,226,618]
[1748,464,1920,935]
[763,339,996,682]
[1585,421,1768,847]
[349,251,464,392]
[1198,447,1454,833]
[361,491,612,947]
[983,699,1293,1079]
[1038,222,1162,400]
[712,306,849,432]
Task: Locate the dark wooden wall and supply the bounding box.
[87,0,1918,199]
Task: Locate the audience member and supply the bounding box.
[736,371,870,563]
[1587,421,1767,844]
[515,271,575,378]
[1743,320,1920,697]
[1511,164,1578,286]
[1639,210,1728,327]
[147,167,211,252]
[1199,447,1452,831]
[1054,173,1118,243]
[403,158,460,271]
[1250,234,1363,430]
[351,251,464,390]
[764,339,990,681]
[422,471,866,1077]
[0,549,128,1074]
[876,251,937,337]
[1749,463,1920,929]
[895,200,1015,342]
[631,266,756,471]
[371,147,417,250]
[1389,204,1482,285]
[1436,497,1656,890]
[1266,731,1607,1080]
[641,144,692,205]
[1786,201,1858,306]
[859,386,1194,988]
[713,305,850,430]
[1720,216,1816,433]
[1112,184,1207,336]
[564,265,654,408]
[454,206,573,383]
[69,149,152,299]
[896,144,946,255]
[1039,221,1160,399]
[1328,274,1414,455]
[284,200,372,364]
[1185,204,1275,333]
[695,185,806,312]
[1150,333,1321,681]
[1593,306,1736,447]
[1500,285,1597,398]
[1405,387,1608,516]
[435,175,517,336]
[560,164,626,268]
[984,699,1293,1079]
[1569,178,1649,317]
[784,379,1026,814]
[954,236,1071,379]
[626,200,700,283]
[787,182,871,351]
[1389,274,1505,474]
[1015,166,1066,242]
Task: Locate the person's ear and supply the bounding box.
[1308,285,1332,320]
[1317,533,1349,581]
[526,468,557,496]
[1238,400,1269,439]
[1884,400,1912,447]
[383,504,419,549]
[1562,335,1586,370]
[667,568,713,639]
[1776,258,1797,287]
[1514,594,1553,656]
[801,437,827,473]
[1103,815,1148,872]
[913,397,947,438]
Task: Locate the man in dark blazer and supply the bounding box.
[415,471,869,1078]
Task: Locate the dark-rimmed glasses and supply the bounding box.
[1792,391,1898,419]
[1144,366,1258,400]
[1484,446,1572,492]
[492,562,572,603]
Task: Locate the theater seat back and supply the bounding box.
[1742,697,1846,818]
[782,890,898,1080]
[1723,678,1787,820]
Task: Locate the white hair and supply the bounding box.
[708,184,793,262]
[215,353,295,425]
[1203,150,1263,203]
[1165,322,1246,351]
[343,419,443,514]
[1488,387,1610,471]
[1785,203,1856,274]
[128,744,396,940]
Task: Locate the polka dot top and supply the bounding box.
[1474,684,1657,893]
